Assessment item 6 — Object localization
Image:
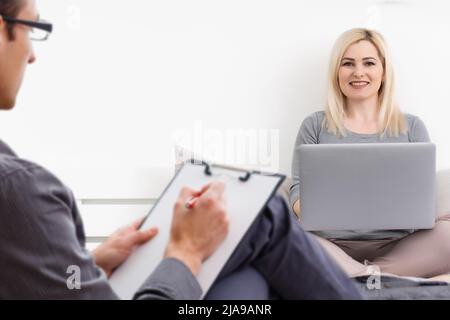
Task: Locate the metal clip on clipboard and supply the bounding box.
[187,159,252,182]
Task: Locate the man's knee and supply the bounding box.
[206,267,270,300]
[267,194,301,226]
[266,195,290,220]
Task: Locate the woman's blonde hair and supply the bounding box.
[324,28,407,137]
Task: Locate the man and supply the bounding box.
[0,0,362,300]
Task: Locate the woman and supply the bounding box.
[0,0,360,299]
[290,28,450,280]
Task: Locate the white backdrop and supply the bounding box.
[1,0,449,199]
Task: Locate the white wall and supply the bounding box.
[1,0,449,243]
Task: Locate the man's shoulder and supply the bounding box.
[0,154,42,182]
[0,154,62,199]
[0,153,76,227]
[0,140,18,157]
[0,140,40,182]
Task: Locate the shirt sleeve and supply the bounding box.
[0,163,120,299]
[289,113,321,210]
[134,258,203,300]
[0,161,202,300]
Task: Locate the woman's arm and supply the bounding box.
[290,112,321,220]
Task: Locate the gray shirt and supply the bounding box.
[290,111,431,240]
[0,140,201,299]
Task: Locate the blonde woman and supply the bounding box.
[290,28,450,280]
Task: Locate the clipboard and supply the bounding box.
[109,160,285,299]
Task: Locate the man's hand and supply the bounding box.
[165,181,229,276]
[93,217,158,277]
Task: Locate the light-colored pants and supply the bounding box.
[312,212,450,278]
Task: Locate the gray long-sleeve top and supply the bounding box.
[0,140,201,299]
[290,111,431,240]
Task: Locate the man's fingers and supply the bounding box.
[178,186,199,202]
[175,181,226,211]
[114,216,146,236]
[197,182,212,195]
[126,227,158,247]
[177,181,225,202]
[131,216,146,230]
[203,180,226,198]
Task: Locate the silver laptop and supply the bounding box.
[298,143,436,231]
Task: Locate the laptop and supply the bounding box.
[298,143,436,231]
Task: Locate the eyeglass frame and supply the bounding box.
[1,15,53,41]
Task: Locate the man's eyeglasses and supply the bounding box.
[1,16,53,41]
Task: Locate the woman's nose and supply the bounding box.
[353,65,364,78]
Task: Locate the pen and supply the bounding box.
[185,178,228,209]
[185,196,199,209]
[185,190,203,209]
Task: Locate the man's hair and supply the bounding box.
[0,0,25,40]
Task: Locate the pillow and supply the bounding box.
[436,169,450,216]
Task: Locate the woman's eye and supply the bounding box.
[365,61,375,66]
[342,62,353,67]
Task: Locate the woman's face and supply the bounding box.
[338,40,384,104]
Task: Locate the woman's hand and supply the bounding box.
[93,217,158,277]
[293,200,301,219]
